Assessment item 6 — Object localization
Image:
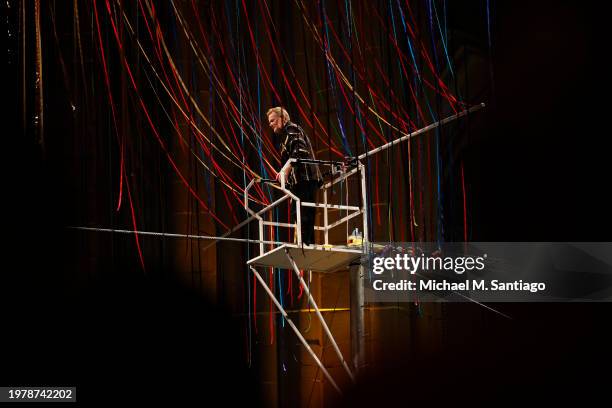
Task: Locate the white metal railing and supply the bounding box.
[244,158,369,257]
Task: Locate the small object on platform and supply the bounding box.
[347,228,363,247]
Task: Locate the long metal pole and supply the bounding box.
[350,263,366,375]
[358,104,485,161]
[284,250,356,382]
[68,226,285,245]
[249,266,342,395]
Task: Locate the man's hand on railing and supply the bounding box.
[275,167,291,183]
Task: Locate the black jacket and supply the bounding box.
[279,122,321,187]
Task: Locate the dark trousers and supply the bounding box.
[290,180,318,245]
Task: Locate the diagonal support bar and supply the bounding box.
[248,266,342,395]
[284,249,356,383]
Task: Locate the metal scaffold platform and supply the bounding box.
[247,244,362,272]
[244,158,370,393]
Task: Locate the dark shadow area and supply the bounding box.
[341,303,612,406]
[2,146,262,406]
[461,1,611,241]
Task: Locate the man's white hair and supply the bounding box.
[266,107,290,123]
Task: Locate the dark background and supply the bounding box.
[4,0,611,405]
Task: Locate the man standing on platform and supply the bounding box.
[267,107,321,245]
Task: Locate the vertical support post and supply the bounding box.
[295,199,302,245]
[352,162,367,375]
[359,163,368,244]
[258,219,264,255]
[350,262,366,375]
[323,188,329,245]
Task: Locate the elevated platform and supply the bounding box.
[247,244,363,272]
